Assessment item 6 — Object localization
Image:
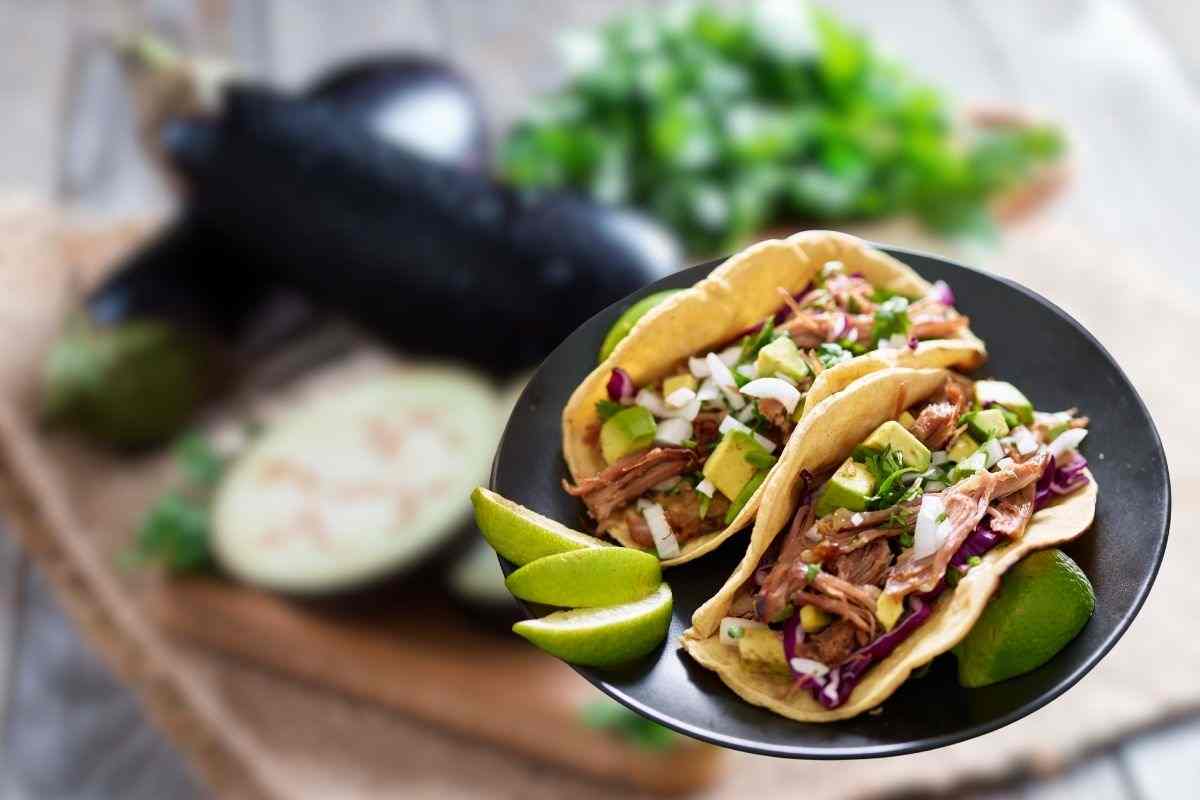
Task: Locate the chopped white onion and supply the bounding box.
[850,512,864,526]
[636,497,653,511]
[1034,410,1073,427]
[719,346,742,366]
[736,403,758,424]
[720,617,766,646]
[696,478,716,498]
[877,332,909,350]
[823,260,844,275]
[913,494,948,560]
[845,326,859,343]
[982,438,1004,468]
[924,480,947,492]
[739,377,802,414]
[995,457,1016,471]
[722,385,747,410]
[821,668,841,702]
[829,313,848,339]
[790,657,830,678]
[642,502,680,559]
[707,352,737,389]
[737,363,758,380]
[931,450,949,466]
[665,387,697,408]
[696,378,722,402]
[718,416,777,452]
[1011,425,1039,456]
[655,417,693,446]
[1048,428,1087,463]
[638,388,700,421]
[652,476,681,492]
[688,355,711,378]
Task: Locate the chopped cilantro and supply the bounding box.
[837,338,867,356]
[745,450,777,469]
[804,563,820,583]
[739,316,776,364]
[727,624,744,639]
[858,445,918,509]
[817,342,853,368]
[946,567,962,587]
[898,531,914,548]
[596,399,623,420]
[967,555,982,567]
[681,437,698,449]
[871,296,911,345]
[936,511,947,524]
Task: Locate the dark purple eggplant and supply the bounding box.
[44,55,495,447]
[164,87,680,371]
[308,54,489,171]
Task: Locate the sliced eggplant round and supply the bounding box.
[212,366,498,594]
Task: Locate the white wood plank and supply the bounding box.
[966,0,1200,293]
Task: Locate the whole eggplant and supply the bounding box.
[164,87,680,371]
[44,55,497,447]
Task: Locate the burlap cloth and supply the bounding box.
[0,193,1188,798]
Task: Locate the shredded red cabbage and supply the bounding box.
[1035,451,1089,507]
[606,367,635,402]
[793,521,1002,708]
[907,335,919,350]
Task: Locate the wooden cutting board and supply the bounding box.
[0,198,721,799]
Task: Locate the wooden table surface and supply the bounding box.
[2,1,1198,798]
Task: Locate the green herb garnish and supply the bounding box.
[739,316,776,364]
[967,555,982,567]
[596,399,623,420]
[745,450,778,469]
[936,511,948,524]
[727,624,745,639]
[817,342,853,368]
[804,563,820,583]
[871,296,911,345]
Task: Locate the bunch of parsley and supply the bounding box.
[501,4,1065,254]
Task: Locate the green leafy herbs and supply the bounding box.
[871,296,911,345]
[817,342,853,369]
[500,4,1065,254]
[128,434,227,573]
[744,449,778,470]
[804,563,821,583]
[857,445,919,509]
[580,699,678,752]
[738,317,776,364]
[596,399,623,420]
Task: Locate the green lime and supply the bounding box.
[955,549,1095,688]
[505,547,662,607]
[471,487,604,566]
[597,289,682,363]
[513,583,673,667]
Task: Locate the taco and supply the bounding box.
[682,367,1097,721]
[561,231,986,566]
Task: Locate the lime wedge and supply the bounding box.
[598,289,682,363]
[955,549,1095,688]
[513,583,673,667]
[505,547,661,607]
[471,487,604,566]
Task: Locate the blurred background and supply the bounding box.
[0,1,1197,798]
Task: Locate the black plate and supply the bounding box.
[490,245,1170,758]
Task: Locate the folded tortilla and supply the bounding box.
[561,231,987,566]
[681,367,1098,721]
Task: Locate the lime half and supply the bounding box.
[955,549,1095,688]
[505,547,661,607]
[597,289,682,363]
[513,583,673,667]
[471,487,604,566]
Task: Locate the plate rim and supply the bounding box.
[490,243,1171,759]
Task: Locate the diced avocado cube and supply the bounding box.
[963,408,1010,441]
[800,605,832,633]
[662,373,697,397]
[703,432,766,501]
[755,336,811,384]
[946,433,980,463]
[876,593,903,631]
[737,626,790,675]
[974,380,1034,425]
[599,406,655,465]
[814,458,877,517]
[948,450,988,483]
[862,420,932,470]
[898,410,916,430]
